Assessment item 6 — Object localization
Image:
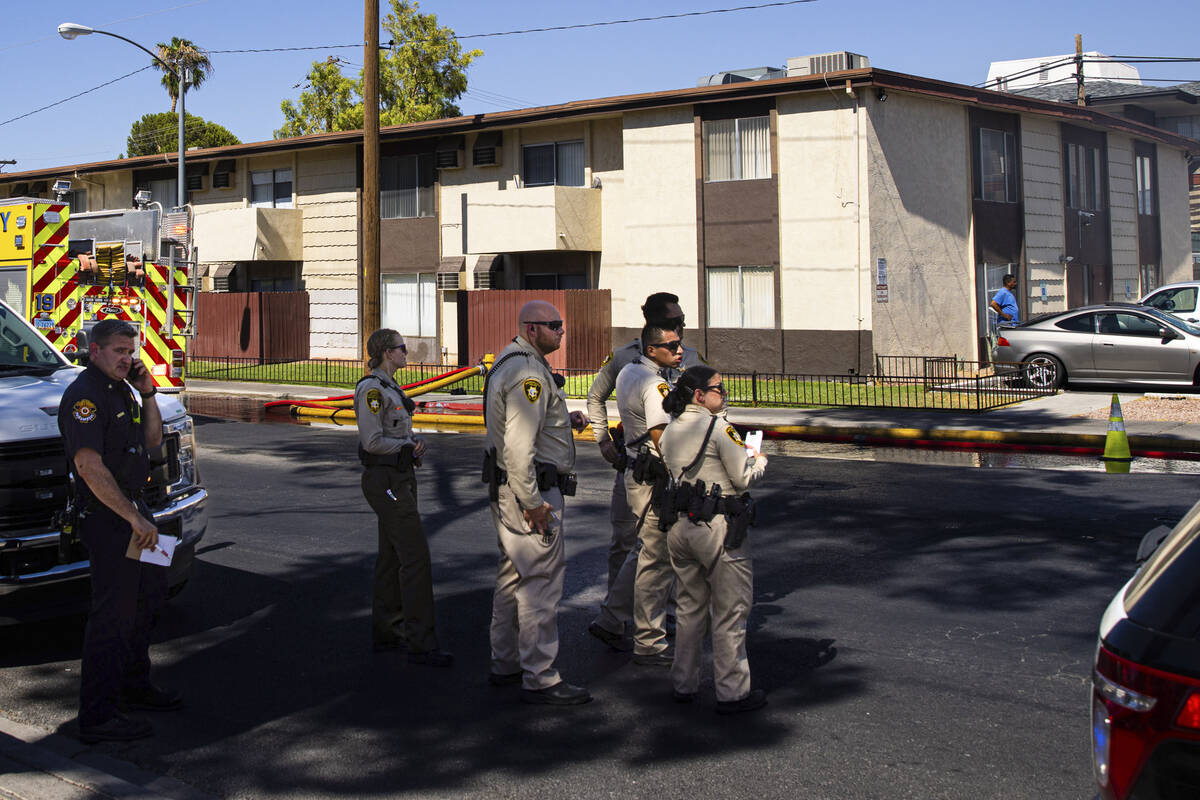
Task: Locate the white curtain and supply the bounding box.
[741,266,775,328]
[739,116,770,180]
[704,119,735,182]
[555,141,585,186]
[418,273,436,337]
[382,274,420,337]
[706,267,741,327]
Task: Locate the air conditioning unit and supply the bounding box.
[787,52,870,77]
[436,272,460,290]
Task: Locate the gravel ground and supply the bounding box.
[1077,395,1200,422]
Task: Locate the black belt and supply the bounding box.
[360,444,414,469]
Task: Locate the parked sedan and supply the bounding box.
[1141,282,1200,325]
[991,303,1200,389]
[1092,497,1200,799]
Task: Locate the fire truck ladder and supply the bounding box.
[160,209,197,338]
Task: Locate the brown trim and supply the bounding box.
[4,68,1194,185]
[770,106,782,331]
[695,112,706,344]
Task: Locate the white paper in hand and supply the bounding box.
[140,534,179,567]
[743,430,763,456]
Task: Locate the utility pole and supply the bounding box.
[361,0,381,358]
[1075,34,1086,107]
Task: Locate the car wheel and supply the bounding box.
[1024,354,1064,390]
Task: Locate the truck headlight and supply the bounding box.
[165,415,198,490]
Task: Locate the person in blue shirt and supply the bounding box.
[990,274,1020,326]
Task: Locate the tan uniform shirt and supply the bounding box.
[614,357,672,455]
[659,404,767,494]
[587,338,705,443]
[355,367,418,455]
[485,336,576,510]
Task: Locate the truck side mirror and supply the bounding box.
[72,330,90,365]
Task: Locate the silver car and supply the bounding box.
[991,303,1200,389]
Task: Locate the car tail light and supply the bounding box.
[997,336,1010,347]
[1093,645,1200,799]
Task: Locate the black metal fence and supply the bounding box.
[187,354,1052,411]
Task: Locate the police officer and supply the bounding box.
[588,323,682,665]
[659,366,768,714]
[59,319,181,744]
[484,300,591,705]
[587,293,704,589]
[355,328,452,666]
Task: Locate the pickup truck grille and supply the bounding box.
[0,438,67,537]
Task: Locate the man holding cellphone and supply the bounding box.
[59,320,181,744]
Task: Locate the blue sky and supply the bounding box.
[2,0,1196,173]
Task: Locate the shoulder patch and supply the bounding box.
[601,352,613,367]
[657,382,670,398]
[365,388,383,414]
[725,425,744,447]
[522,378,542,403]
[73,399,98,424]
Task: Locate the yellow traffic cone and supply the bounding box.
[1101,393,1132,464]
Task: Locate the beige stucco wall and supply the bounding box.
[1159,144,1193,284]
[192,208,303,262]
[777,92,869,338]
[296,146,358,357]
[1020,116,1066,314]
[613,107,698,330]
[866,92,972,358]
[591,117,626,309]
[66,172,131,212]
[1108,135,1140,301]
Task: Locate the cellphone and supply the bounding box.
[129,360,146,380]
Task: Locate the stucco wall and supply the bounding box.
[776,93,869,370]
[1108,135,1140,301]
[615,108,698,331]
[296,146,358,357]
[867,92,972,359]
[1159,144,1193,284]
[1020,116,1066,314]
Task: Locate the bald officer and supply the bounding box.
[484,300,592,706]
[587,293,705,588]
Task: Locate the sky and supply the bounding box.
[1,0,1196,174]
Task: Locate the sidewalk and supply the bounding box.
[183,378,1200,454]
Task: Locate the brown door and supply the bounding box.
[1067,263,1087,308]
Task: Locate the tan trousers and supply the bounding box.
[668,514,753,702]
[606,469,637,587]
[489,485,565,690]
[593,473,672,655]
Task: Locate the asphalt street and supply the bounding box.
[2,413,1196,799]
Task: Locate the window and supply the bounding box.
[1145,286,1196,314]
[66,188,87,213]
[522,273,587,290]
[380,154,434,219]
[1140,264,1162,297]
[251,169,293,208]
[522,141,584,187]
[1065,143,1103,211]
[1097,312,1163,337]
[1056,314,1095,333]
[704,116,770,182]
[382,273,436,338]
[977,128,1018,203]
[1136,154,1155,216]
[146,177,178,208]
[706,266,775,328]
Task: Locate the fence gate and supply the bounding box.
[461,289,611,369]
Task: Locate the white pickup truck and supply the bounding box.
[0,297,208,623]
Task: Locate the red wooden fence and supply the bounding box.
[193,291,310,361]
[462,289,611,370]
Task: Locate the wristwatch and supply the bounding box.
[139,387,157,398]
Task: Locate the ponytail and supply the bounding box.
[366,328,399,370]
[662,365,717,417]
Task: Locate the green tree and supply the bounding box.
[126,112,240,157]
[153,37,213,113]
[275,0,481,138]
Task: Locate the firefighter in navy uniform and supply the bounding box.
[355,328,451,667]
[483,300,591,705]
[587,293,704,590]
[59,319,181,745]
[658,366,769,714]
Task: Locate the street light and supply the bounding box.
[58,22,188,210]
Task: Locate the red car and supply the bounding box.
[1092,499,1200,798]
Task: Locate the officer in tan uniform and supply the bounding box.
[588,323,682,664]
[355,328,451,667]
[587,293,704,589]
[659,365,768,714]
[484,300,591,705]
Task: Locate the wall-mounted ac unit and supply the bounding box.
[435,136,465,170]
[436,272,460,290]
[787,52,870,77]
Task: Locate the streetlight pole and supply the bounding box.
[58,23,187,210]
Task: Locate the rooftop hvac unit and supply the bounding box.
[697,66,788,87]
[786,52,870,78]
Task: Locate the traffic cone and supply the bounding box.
[1101,393,1132,465]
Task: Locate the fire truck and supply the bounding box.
[0,190,196,390]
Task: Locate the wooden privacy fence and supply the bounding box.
[462,289,611,370]
[192,291,310,361]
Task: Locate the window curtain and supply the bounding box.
[556,141,585,186]
[706,266,741,327]
[418,273,436,337]
[740,266,775,328]
[382,274,420,336]
[274,169,294,209]
[739,116,770,180]
[523,144,555,186]
[704,120,735,182]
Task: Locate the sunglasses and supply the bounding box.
[700,383,726,395]
[648,340,683,353]
[388,343,407,353]
[524,319,564,332]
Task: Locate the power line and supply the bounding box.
[0,0,214,53]
[0,65,153,128]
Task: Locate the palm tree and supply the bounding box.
[153,37,212,113]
